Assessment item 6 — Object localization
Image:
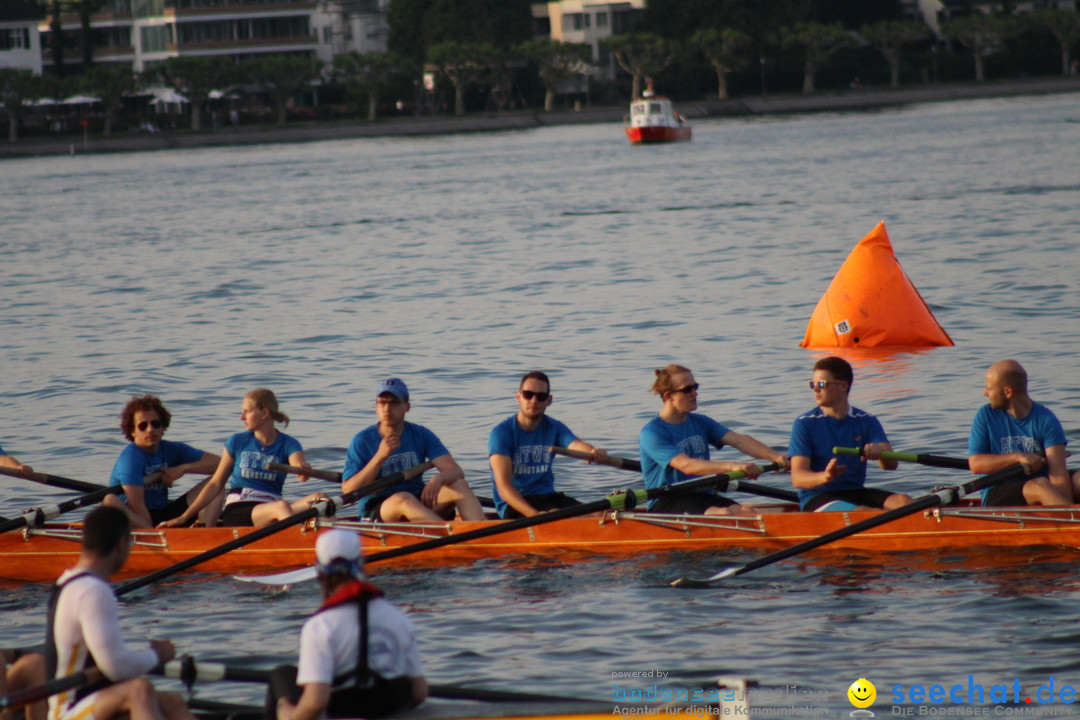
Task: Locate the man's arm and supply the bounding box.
[567,439,607,463]
[720,431,788,470]
[342,434,398,495]
[667,453,762,479]
[120,484,153,528]
[790,455,843,490]
[277,683,330,720]
[161,451,221,487]
[420,454,464,508]
[0,454,32,474]
[490,453,537,517]
[1045,444,1071,502]
[968,451,1045,476]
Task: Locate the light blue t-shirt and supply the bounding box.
[787,406,888,510]
[343,422,448,518]
[487,414,578,518]
[967,402,1067,504]
[109,440,203,510]
[225,430,302,497]
[639,413,730,509]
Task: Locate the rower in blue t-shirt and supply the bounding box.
[488,371,607,519]
[342,378,484,523]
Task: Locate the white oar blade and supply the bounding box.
[670,564,740,588]
[233,566,318,585]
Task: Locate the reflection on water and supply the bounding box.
[2,93,1080,711]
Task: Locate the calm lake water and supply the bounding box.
[2,93,1080,717]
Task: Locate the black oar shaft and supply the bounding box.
[0,668,103,711]
[114,461,433,595]
[550,446,798,503]
[674,463,1029,586]
[833,447,969,470]
[364,463,780,565]
[0,485,121,534]
[549,446,643,472]
[0,466,100,494]
[264,463,342,482]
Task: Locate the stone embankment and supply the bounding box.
[2,76,1077,159]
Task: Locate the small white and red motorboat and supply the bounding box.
[625,84,691,145]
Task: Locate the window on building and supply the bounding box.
[596,12,607,28]
[140,23,173,51]
[0,28,31,51]
[563,13,584,31]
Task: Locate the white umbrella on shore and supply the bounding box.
[61,95,102,105]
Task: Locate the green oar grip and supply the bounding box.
[833,446,918,462]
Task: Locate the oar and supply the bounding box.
[0,484,122,534]
[157,660,603,703]
[114,461,434,596]
[0,667,103,712]
[237,462,782,585]
[550,446,799,503]
[833,446,969,470]
[670,462,1031,588]
[0,465,100,494]
[268,462,499,509]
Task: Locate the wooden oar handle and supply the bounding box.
[265,462,342,482]
[549,446,642,472]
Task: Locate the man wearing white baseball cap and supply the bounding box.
[270,529,426,720]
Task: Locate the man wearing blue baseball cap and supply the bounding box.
[342,378,484,522]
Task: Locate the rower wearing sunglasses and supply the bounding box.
[488,371,608,519]
[788,356,914,512]
[103,395,221,528]
[639,364,788,515]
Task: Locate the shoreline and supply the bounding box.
[3,76,1078,159]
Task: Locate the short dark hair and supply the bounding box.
[82,506,131,556]
[519,371,550,393]
[120,395,171,441]
[813,356,853,388]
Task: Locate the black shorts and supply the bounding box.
[220,501,259,527]
[502,492,581,520]
[649,491,735,515]
[363,493,456,522]
[982,477,1030,507]
[148,495,191,526]
[803,488,892,512]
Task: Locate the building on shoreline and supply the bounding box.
[0,0,43,74]
[530,0,643,82]
[35,0,389,74]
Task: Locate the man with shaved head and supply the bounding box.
[968,360,1074,506]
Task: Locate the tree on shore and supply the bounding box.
[516,39,591,111]
[82,64,137,135]
[77,0,107,68]
[243,55,322,125]
[784,22,856,94]
[333,51,402,121]
[158,57,236,131]
[1027,10,1080,77]
[689,27,751,100]
[599,34,677,100]
[427,41,495,116]
[941,14,1007,82]
[0,69,42,142]
[860,20,931,88]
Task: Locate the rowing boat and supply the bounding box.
[4,501,1080,583]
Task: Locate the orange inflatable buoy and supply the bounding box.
[799,222,953,348]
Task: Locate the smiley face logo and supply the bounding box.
[848,678,876,709]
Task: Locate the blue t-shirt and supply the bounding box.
[967,402,1067,504]
[788,406,889,510]
[639,413,730,509]
[343,422,448,518]
[487,415,578,518]
[225,430,303,497]
[0,442,6,455]
[109,440,204,511]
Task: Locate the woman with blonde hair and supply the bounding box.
[161,389,326,528]
[638,365,788,515]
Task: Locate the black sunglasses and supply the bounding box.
[520,390,550,402]
[671,383,699,394]
[137,419,163,431]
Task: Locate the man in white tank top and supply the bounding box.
[47,507,192,720]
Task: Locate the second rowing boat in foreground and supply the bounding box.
[4,500,1080,583]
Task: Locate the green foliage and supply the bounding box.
[333,51,404,120]
[1027,10,1080,76]
[242,55,322,125]
[387,0,431,68]
[427,41,498,115]
[0,69,42,142]
[860,20,931,87]
[423,0,530,50]
[81,64,137,134]
[599,33,678,99]
[517,39,591,110]
[782,22,856,93]
[689,27,751,98]
[940,14,1010,81]
[158,56,238,131]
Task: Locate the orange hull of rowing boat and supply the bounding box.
[4,504,1080,583]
